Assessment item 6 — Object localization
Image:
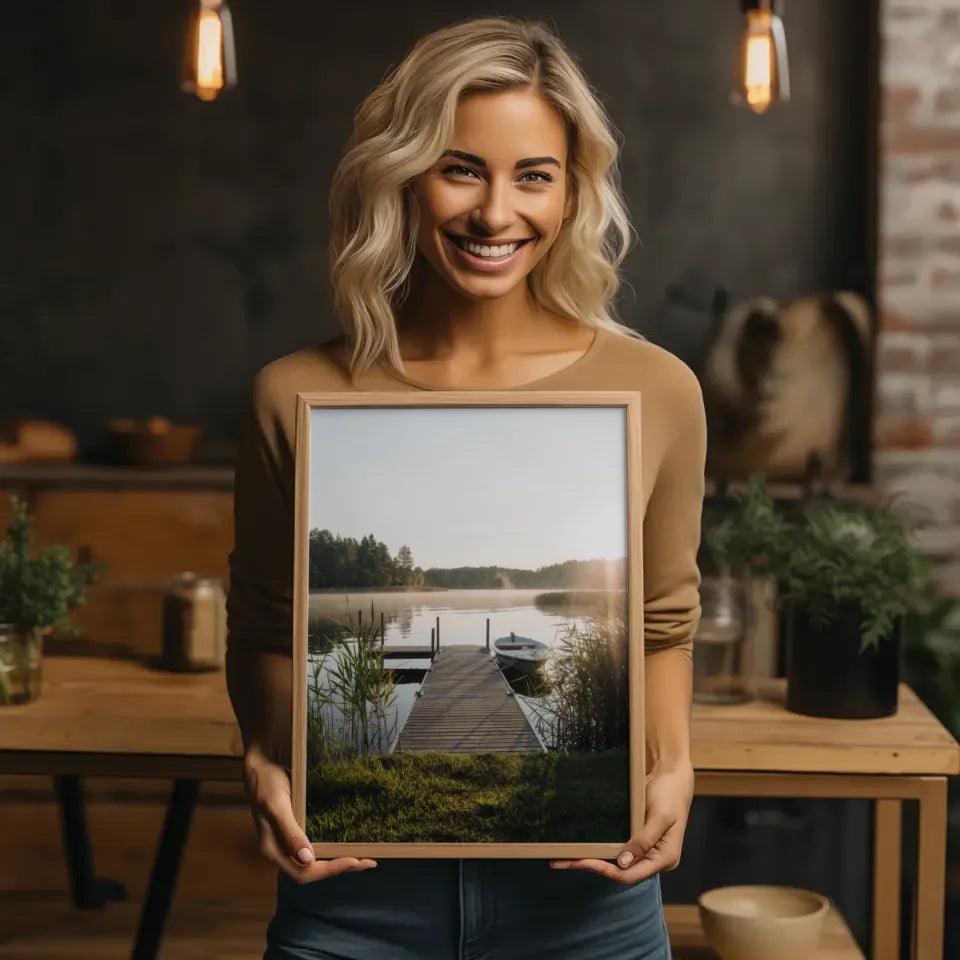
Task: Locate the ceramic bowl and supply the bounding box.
[698,884,829,960]
[107,418,204,465]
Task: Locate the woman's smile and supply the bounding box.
[443,232,536,272]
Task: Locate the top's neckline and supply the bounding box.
[377,325,609,392]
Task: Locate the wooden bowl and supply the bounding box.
[698,885,829,960]
[106,418,204,466]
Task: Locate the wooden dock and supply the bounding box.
[395,645,543,753]
[380,646,435,660]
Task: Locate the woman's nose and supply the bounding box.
[470,180,514,236]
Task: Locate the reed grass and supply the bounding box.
[307,603,397,764]
[524,606,629,753]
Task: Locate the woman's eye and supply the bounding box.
[441,165,555,184]
[519,171,555,184]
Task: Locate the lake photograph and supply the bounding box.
[301,403,636,846]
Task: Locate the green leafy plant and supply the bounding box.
[709,474,932,651]
[0,495,101,633]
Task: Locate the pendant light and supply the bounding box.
[181,0,237,102]
[732,0,790,114]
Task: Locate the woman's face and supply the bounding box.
[412,86,574,301]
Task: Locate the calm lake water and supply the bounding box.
[309,587,594,651]
[306,588,618,753]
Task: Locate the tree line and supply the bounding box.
[309,529,422,589]
[309,529,624,590]
[424,557,625,589]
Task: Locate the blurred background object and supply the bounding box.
[105,417,204,466]
[700,291,872,483]
[0,420,78,463]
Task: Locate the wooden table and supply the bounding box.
[0,658,957,959]
[0,656,243,960]
[691,680,960,960]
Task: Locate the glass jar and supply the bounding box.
[161,573,227,671]
[693,575,754,704]
[0,623,43,706]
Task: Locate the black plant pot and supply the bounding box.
[785,604,901,718]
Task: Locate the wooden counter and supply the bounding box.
[2,662,956,778]
[0,462,234,491]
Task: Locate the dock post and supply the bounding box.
[436,615,440,649]
[380,611,385,670]
[486,618,490,651]
[431,627,435,656]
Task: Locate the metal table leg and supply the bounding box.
[54,774,127,908]
[131,778,201,960]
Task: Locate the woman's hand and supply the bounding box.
[243,744,377,884]
[549,759,694,884]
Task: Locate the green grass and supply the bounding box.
[305,749,629,843]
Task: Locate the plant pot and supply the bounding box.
[784,604,901,719]
[0,624,44,705]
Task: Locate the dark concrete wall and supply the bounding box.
[1,0,874,455]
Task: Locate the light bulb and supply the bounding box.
[196,8,224,100]
[181,0,237,102]
[732,1,790,115]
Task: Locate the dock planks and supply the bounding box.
[380,646,435,659]
[396,645,543,753]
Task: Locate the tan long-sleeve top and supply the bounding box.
[226,325,706,661]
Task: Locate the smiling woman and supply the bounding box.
[227,14,704,960]
[327,18,638,386]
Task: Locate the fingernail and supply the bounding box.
[617,851,634,868]
[296,846,315,864]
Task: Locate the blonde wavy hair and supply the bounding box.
[329,16,641,378]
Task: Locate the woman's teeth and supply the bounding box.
[451,236,527,259]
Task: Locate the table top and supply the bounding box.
[0,461,234,490]
[0,657,957,778]
[692,678,960,775]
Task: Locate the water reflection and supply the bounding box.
[306,589,624,755]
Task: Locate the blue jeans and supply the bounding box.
[264,859,672,960]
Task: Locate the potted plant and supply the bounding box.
[709,474,932,718]
[0,495,100,705]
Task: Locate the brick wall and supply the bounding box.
[876,0,960,592]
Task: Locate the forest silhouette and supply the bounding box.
[308,528,625,590]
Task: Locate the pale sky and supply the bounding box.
[308,406,627,570]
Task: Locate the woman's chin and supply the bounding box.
[446,272,527,299]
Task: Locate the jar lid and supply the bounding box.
[168,572,222,588]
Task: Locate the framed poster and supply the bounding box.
[292,391,644,859]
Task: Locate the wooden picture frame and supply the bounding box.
[292,390,644,859]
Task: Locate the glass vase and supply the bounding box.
[0,624,43,705]
[693,575,755,704]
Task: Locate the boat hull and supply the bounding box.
[491,636,550,677]
[494,653,545,676]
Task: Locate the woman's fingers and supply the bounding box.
[255,816,375,883]
[260,790,317,866]
[244,749,377,883]
[616,809,675,869]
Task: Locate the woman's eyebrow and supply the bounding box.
[440,149,562,170]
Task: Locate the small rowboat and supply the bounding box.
[492,631,550,676]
